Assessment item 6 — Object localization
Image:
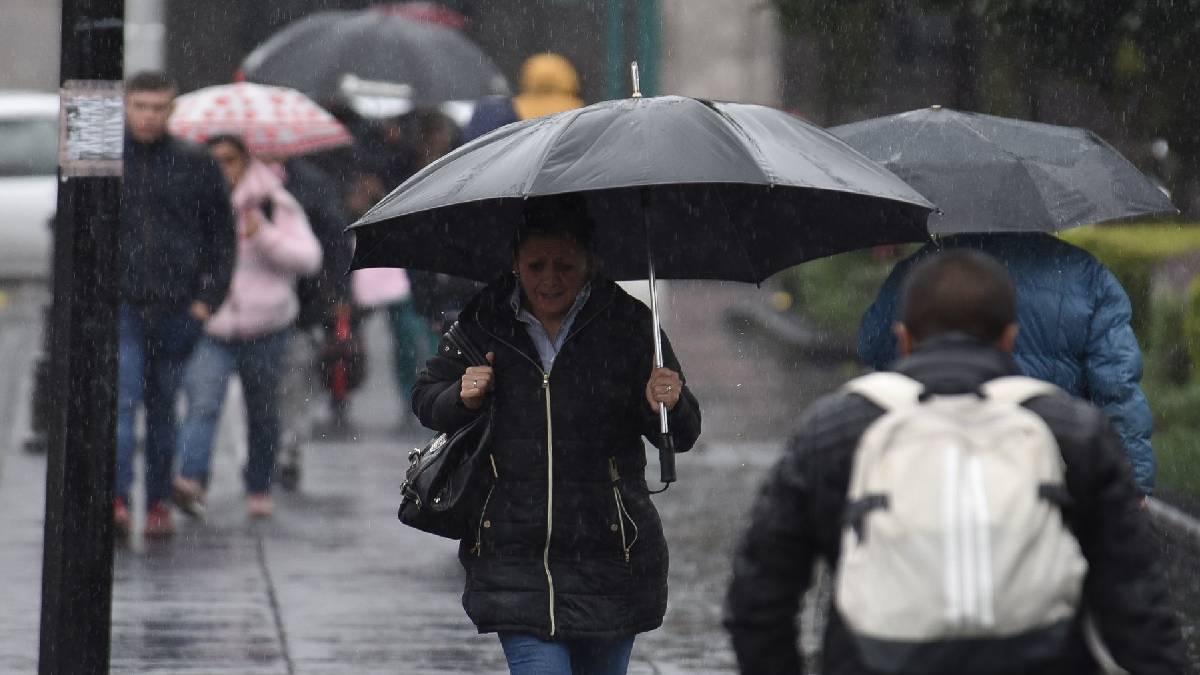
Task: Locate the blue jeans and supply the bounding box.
[498,633,635,675]
[177,329,291,494]
[117,304,201,508]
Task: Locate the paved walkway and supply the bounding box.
[5,281,1195,673]
[0,281,831,674]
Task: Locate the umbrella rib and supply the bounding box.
[521,111,584,196]
[699,101,776,185]
[951,114,1081,229]
[896,111,938,160]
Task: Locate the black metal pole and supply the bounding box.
[39,1,123,673]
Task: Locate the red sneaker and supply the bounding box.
[113,498,131,540]
[143,502,175,539]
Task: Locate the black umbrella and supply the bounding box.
[351,92,934,483]
[831,106,1176,235]
[239,7,508,116]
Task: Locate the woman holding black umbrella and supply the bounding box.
[411,196,701,674]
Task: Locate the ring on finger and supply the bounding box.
[473,379,479,388]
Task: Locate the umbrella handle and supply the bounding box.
[658,408,676,483]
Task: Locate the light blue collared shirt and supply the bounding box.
[511,282,592,372]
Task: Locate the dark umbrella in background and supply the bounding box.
[831,106,1177,235]
[350,72,934,485]
[238,5,509,122]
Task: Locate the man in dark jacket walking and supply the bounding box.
[725,250,1185,675]
[116,71,235,539]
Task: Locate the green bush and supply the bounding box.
[1060,223,1200,337]
[1186,275,1200,372]
[1141,377,1200,497]
[773,225,1200,498]
[775,247,912,339]
[1145,296,1192,385]
[1072,224,1200,498]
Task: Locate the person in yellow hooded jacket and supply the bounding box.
[462,52,583,142]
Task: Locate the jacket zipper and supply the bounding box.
[472,292,616,639]
[609,458,638,562]
[139,151,153,300]
[542,371,557,635]
[471,455,500,557]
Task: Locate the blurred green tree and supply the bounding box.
[770,0,891,123]
[1125,0,1200,212]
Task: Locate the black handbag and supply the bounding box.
[398,322,494,540]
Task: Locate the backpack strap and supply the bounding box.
[842,372,924,412]
[981,376,1061,405]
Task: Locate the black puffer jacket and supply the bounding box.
[723,335,1186,675]
[120,134,235,310]
[412,275,701,640]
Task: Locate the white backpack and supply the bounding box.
[834,372,1088,674]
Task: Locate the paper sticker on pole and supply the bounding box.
[59,80,124,177]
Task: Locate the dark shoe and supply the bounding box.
[277,440,301,492]
[113,498,131,541]
[278,462,301,492]
[143,502,175,539]
[171,476,206,518]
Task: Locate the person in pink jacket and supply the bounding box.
[173,135,322,518]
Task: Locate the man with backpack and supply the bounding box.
[723,251,1185,675]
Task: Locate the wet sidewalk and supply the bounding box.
[3,281,1197,673]
[0,282,831,674]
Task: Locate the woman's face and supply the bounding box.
[516,233,591,322]
[209,140,248,187]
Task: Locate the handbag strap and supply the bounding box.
[446,321,487,367]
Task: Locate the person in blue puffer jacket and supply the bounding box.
[858,232,1156,495]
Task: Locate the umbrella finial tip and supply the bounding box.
[631,61,642,98]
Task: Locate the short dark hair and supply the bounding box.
[204,134,248,156]
[125,70,177,95]
[515,194,595,253]
[899,250,1016,343]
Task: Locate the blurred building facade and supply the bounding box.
[1,0,61,91]
[2,1,782,108]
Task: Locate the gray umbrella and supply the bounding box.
[351,93,933,484]
[351,96,933,282]
[831,106,1176,235]
[239,8,508,113]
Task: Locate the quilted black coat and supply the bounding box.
[412,274,701,640]
[723,335,1186,675]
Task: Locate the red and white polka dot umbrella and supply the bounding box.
[169,82,352,157]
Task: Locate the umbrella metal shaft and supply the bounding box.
[644,190,675,485]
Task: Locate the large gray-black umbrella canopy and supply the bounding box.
[350,95,934,283]
[831,106,1176,236]
[239,8,508,112]
[351,93,932,485]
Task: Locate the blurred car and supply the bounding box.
[0,91,58,281]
